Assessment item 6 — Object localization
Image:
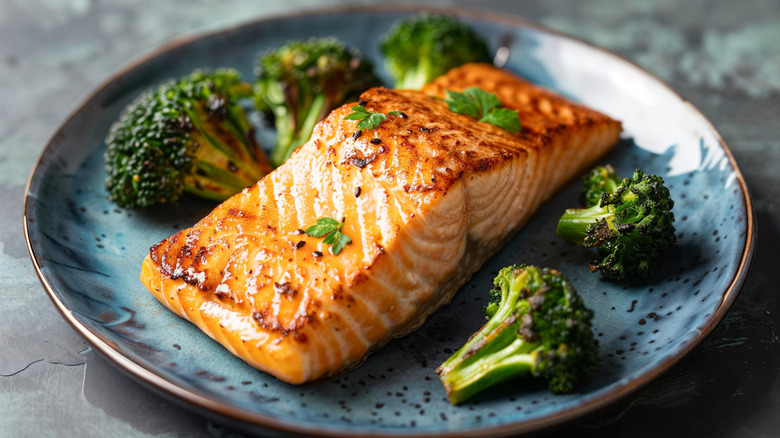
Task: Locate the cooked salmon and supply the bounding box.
[140,63,622,384]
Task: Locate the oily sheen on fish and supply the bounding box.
[140,64,622,384]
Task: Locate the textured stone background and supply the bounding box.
[1,0,778,436]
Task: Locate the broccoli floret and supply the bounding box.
[254,37,380,167]
[380,13,492,89]
[104,69,270,209]
[557,169,676,280]
[484,285,502,319]
[436,265,599,405]
[581,164,621,207]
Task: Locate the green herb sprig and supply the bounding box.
[305,217,352,255]
[443,87,521,133]
[344,105,403,131]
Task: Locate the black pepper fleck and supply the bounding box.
[312,251,323,258]
[352,130,362,140]
[354,187,362,198]
[274,282,297,297]
[370,138,382,145]
[350,156,373,168]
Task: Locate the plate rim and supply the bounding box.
[22,4,757,437]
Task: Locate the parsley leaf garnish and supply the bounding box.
[481,108,522,132]
[344,105,387,131]
[443,88,521,133]
[305,217,352,255]
[344,106,405,131]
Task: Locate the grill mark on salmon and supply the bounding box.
[141,63,622,384]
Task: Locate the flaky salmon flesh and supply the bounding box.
[140,63,622,384]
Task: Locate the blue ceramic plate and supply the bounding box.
[24,6,755,437]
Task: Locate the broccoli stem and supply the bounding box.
[270,93,328,167]
[437,270,529,376]
[290,93,328,156]
[556,204,616,245]
[269,100,293,165]
[397,58,433,89]
[186,105,265,183]
[181,126,260,203]
[184,161,257,201]
[441,336,539,405]
[225,102,262,158]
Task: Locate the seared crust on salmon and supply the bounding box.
[140,63,621,384]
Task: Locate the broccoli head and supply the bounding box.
[380,13,492,89]
[557,168,676,280]
[104,69,271,209]
[581,164,621,207]
[254,37,380,167]
[436,265,600,405]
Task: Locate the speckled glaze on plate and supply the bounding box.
[24,6,755,437]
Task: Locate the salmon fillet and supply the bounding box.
[140,63,622,384]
